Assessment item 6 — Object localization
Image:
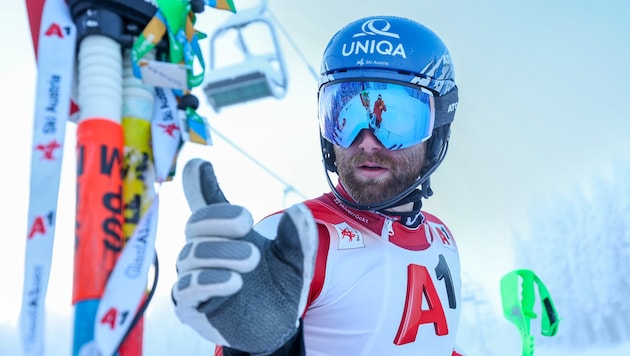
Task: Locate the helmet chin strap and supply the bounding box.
[420,177,433,199]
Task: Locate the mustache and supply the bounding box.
[348,152,394,168]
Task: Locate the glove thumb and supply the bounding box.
[182,159,228,211]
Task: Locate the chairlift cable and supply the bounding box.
[202,3,312,204]
[207,123,308,201]
[266,8,319,81]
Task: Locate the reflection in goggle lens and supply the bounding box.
[319,81,435,150]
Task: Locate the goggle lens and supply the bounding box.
[319,81,435,150]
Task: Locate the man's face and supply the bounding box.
[334,129,426,205]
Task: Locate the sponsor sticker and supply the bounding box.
[334,222,365,249]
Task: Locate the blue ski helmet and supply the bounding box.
[318,16,459,209]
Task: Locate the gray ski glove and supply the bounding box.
[172,159,318,355]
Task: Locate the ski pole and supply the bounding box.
[21,0,235,354]
[68,1,157,354]
[92,49,159,356]
[500,269,560,356]
[79,0,236,354]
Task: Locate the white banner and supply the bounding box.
[152,87,182,182]
[95,197,160,356]
[20,0,76,354]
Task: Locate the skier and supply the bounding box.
[373,94,387,128]
[172,15,463,355]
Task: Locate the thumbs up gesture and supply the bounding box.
[172,159,318,354]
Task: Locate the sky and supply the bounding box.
[2,0,630,354]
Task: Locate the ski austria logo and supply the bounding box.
[342,18,407,59]
[334,222,365,249]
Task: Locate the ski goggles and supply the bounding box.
[319,81,435,150]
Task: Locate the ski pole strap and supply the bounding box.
[182,106,211,145]
[500,269,560,356]
[130,0,212,148]
[205,0,237,12]
[175,94,211,145]
[131,0,206,90]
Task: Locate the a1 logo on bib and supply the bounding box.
[334,222,365,250]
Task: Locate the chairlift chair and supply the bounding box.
[203,1,289,112]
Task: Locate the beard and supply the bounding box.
[334,144,426,205]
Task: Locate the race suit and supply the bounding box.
[219,186,464,356]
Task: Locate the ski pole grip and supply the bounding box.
[68,0,158,47]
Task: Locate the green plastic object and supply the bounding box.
[500,269,560,356]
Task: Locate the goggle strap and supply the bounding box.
[434,86,458,127]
